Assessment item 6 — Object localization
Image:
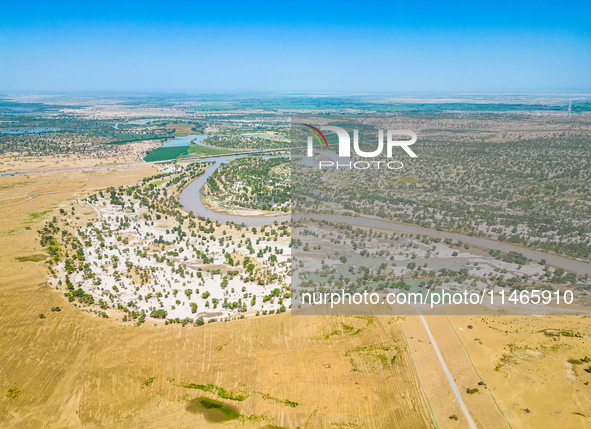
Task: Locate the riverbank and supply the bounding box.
[176,152,591,275]
[179,156,290,226]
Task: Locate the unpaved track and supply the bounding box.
[419,313,478,428]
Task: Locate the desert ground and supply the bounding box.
[0,141,160,176]
[0,163,434,428]
[1,159,590,428]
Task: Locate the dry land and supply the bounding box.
[1,98,590,428]
[0,165,436,429]
[2,163,590,428]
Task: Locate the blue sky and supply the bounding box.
[0,0,589,93]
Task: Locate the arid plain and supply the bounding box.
[0,160,435,429]
[1,151,590,429]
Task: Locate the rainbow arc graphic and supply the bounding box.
[303,124,328,148]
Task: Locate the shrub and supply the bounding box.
[150,309,167,319]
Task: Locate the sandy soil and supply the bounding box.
[446,312,591,428]
[0,141,160,175]
[202,192,285,218]
[67,194,291,320]
[1,162,590,428]
[0,164,434,428]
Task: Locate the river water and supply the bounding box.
[295,214,591,276]
[179,156,291,227]
[178,152,591,275]
[0,128,60,134]
[161,135,212,147]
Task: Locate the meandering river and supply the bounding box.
[179,156,290,227]
[178,153,591,275]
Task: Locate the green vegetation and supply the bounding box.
[38,160,289,322]
[6,387,20,400]
[185,142,240,157]
[205,157,290,212]
[185,397,240,422]
[186,96,591,113]
[203,135,289,149]
[258,392,299,408]
[89,132,166,145]
[316,319,373,340]
[488,249,529,265]
[293,116,591,262]
[345,344,400,372]
[28,209,52,220]
[150,309,167,319]
[143,146,188,162]
[143,376,156,387]
[179,382,298,408]
[542,329,582,338]
[181,383,249,401]
[0,110,173,155]
[15,254,47,262]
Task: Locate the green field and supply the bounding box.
[183,143,241,157]
[143,146,188,162]
[144,142,237,162]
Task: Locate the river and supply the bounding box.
[179,156,291,227]
[0,128,60,134]
[161,135,211,148]
[296,214,591,276]
[178,152,591,275]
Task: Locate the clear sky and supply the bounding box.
[0,0,589,93]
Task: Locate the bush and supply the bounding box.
[150,309,167,319]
